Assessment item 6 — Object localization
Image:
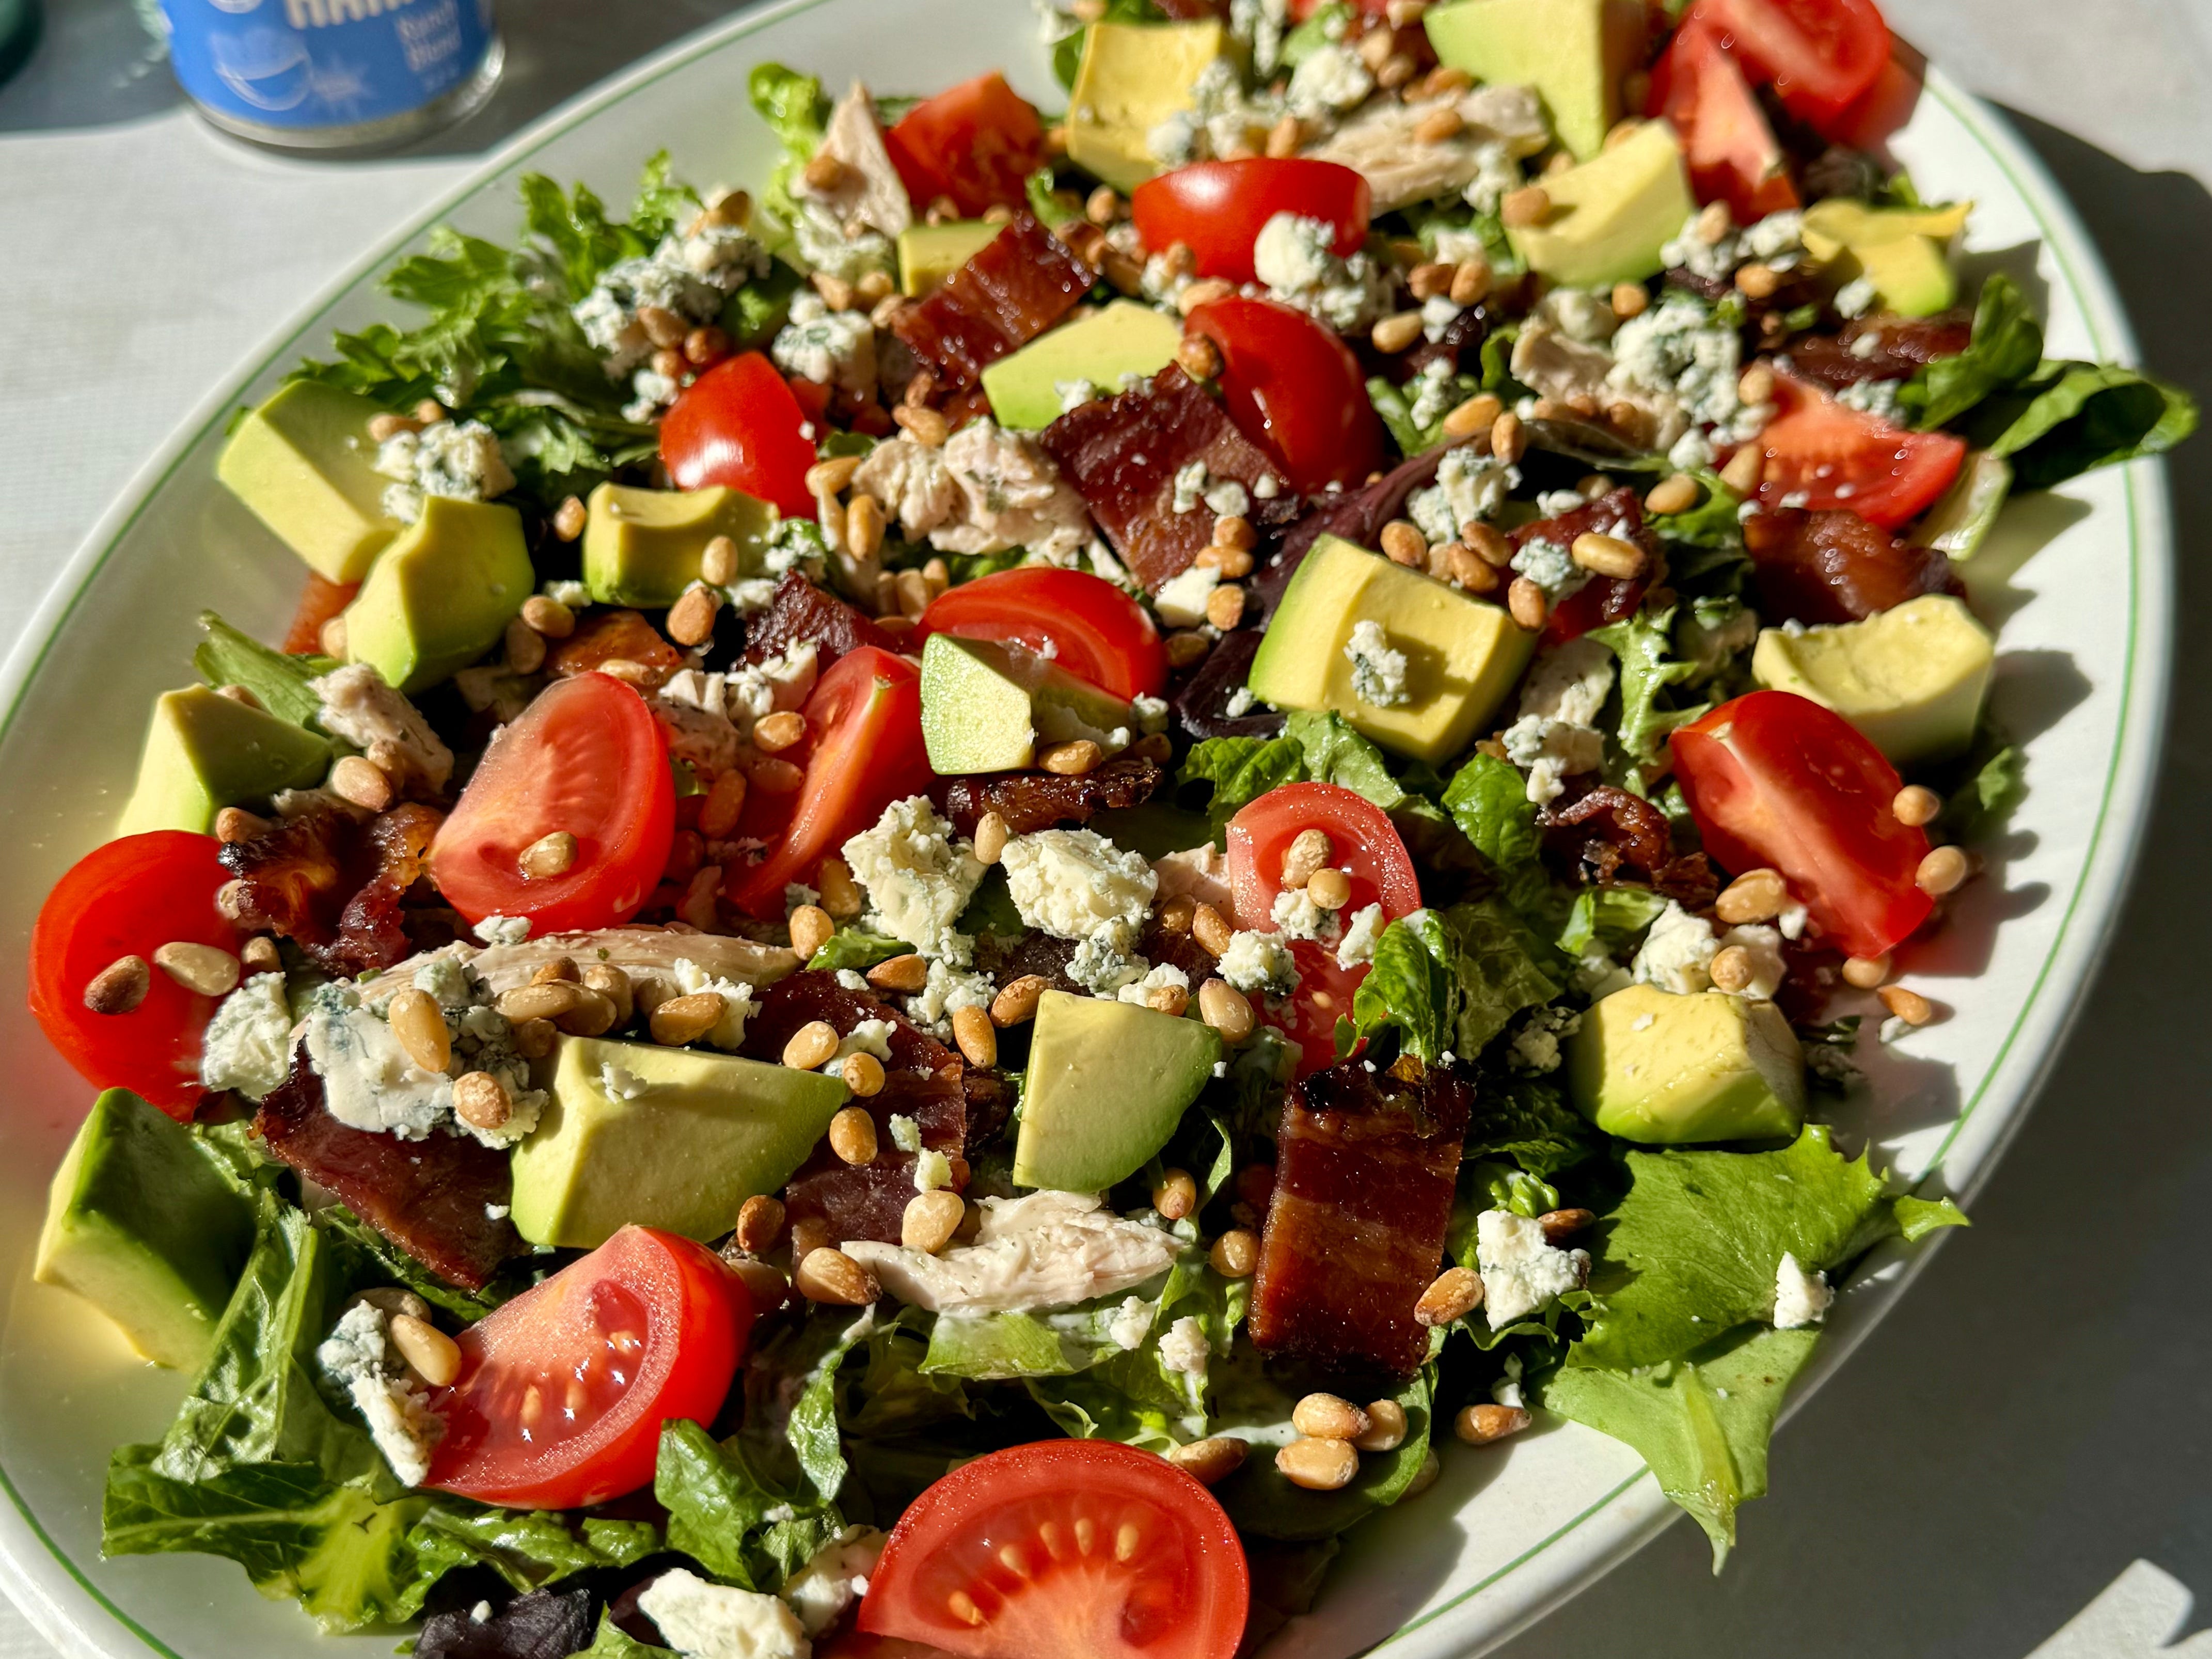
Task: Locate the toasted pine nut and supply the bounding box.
[329,755,393,812]
[699,769,748,839]
[368,412,420,443]
[1892,785,1941,827]
[452,1070,512,1130]
[1456,1403,1531,1445]
[1879,984,1934,1025]
[1381,519,1427,567]
[1449,258,1492,306]
[1306,867,1353,910]
[1439,541,1496,592]
[950,1005,998,1068]
[152,941,240,998]
[1084,183,1122,225]
[387,1312,462,1386]
[84,954,150,1015]
[1175,333,1222,382]
[386,987,452,1073]
[1571,532,1646,580]
[1210,1228,1259,1278]
[1735,261,1781,300]
[1720,444,1766,495]
[1376,49,1416,88]
[522,595,576,642]
[650,991,728,1046]
[1714,868,1786,924]
[581,963,634,1026]
[1409,261,1452,302]
[902,1189,967,1254]
[1266,113,1303,157]
[531,957,579,985]
[893,404,951,448]
[510,1017,557,1058]
[1175,277,1236,316]
[1443,392,1502,440]
[795,1247,879,1306]
[1158,895,1197,936]
[1276,1437,1359,1491]
[805,454,861,497]
[319,615,349,658]
[816,855,862,917]
[555,985,620,1038]
[1293,1393,1370,1442]
[1370,311,1424,354]
[1164,630,1213,668]
[748,755,804,794]
[1709,944,1754,992]
[1191,903,1233,957]
[754,710,807,754]
[1197,977,1254,1042]
[1611,279,1651,320]
[1842,953,1891,989]
[1415,105,1464,144]
[1739,361,1777,406]
[1152,1167,1197,1222]
[973,811,1009,865]
[845,494,886,560]
[841,1051,886,1097]
[1490,407,1527,465]
[1039,739,1102,776]
[1415,1266,1484,1326]
[550,496,589,542]
[240,935,282,974]
[865,953,929,994]
[636,304,687,349]
[1204,583,1246,630]
[990,974,1049,1026]
[1281,828,1334,889]
[687,536,738,592]
[829,1105,878,1165]
[213,805,268,845]
[497,982,580,1023]
[1499,184,1551,227]
[1507,576,1547,630]
[788,904,834,961]
[1916,845,1969,895]
[782,1019,840,1071]
[1644,473,1700,516]
[1539,1207,1594,1243]
[801,151,850,192]
[667,586,720,647]
[517,830,577,880]
[1167,1437,1249,1485]
[1357,1399,1409,1452]
[1450,525,1509,574]
[736,1194,786,1253]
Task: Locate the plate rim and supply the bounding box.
[0,10,2173,1658]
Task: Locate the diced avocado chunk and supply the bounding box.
[1567,985,1805,1145]
[342,497,533,694]
[215,381,402,582]
[1751,594,1995,767]
[1066,19,1230,193]
[1507,121,1695,288]
[980,302,1183,431]
[34,1089,257,1369]
[511,1036,850,1249]
[1015,990,1222,1192]
[1424,0,1646,161]
[116,685,331,838]
[898,221,1003,296]
[920,632,1137,774]
[1910,450,2012,562]
[1803,199,1971,318]
[581,482,777,609]
[1249,534,1533,764]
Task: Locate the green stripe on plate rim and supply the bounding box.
[0,26,2151,1659]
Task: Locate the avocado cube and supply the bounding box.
[1802,199,1971,319]
[511,1036,850,1250]
[1910,451,2012,563]
[1750,594,1995,767]
[898,221,1003,297]
[342,496,533,694]
[581,483,778,609]
[115,685,332,839]
[1015,991,1223,1193]
[1066,19,1230,193]
[34,1089,257,1370]
[1507,120,1696,289]
[1567,985,1805,1145]
[1424,0,1646,161]
[979,302,1184,431]
[920,633,1138,775]
[1249,534,1532,764]
[215,381,403,582]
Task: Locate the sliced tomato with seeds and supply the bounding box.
[429,673,675,934]
[426,1226,749,1510]
[1131,159,1370,285]
[28,831,239,1116]
[857,1439,1249,1659]
[916,567,1167,700]
[1753,375,1966,530]
[1669,690,1933,959]
[660,351,819,518]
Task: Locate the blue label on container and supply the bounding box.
[159,0,495,130]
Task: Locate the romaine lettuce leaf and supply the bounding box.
[1589,605,1708,764]
[1556,885,1668,957]
[1903,272,2045,431]
[1179,711,1446,843]
[193,613,337,731]
[1024,1257,1249,1450]
[1441,751,1551,917]
[1349,902,1563,1065]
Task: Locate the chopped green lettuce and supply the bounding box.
[1903,273,2044,431]
[1210,1357,1436,1541]
[1589,605,1708,764]
[193,613,336,731]
[1348,902,1563,1065]
[1179,711,1446,843]
[1442,751,1551,917]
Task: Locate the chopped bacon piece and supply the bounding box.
[1744,506,1963,624]
[1788,311,1976,389]
[1541,781,1719,906]
[1250,1058,1471,1381]
[890,213,1094,391]
[1040,365,1290,592]
[972,931,1081,999]
[929,752,1164,837]
[1511,487,1658,642]
[220,801,444,977]
[743,572,898,668]
[546,610,686,688]
[256,1054,524,1290]
[741,972,968,1245]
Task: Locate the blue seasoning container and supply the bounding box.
[156,0,502,152]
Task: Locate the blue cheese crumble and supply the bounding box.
[1252,210,1386,334]
[373,420,515,526]
[637,1567,809,1659]
[841,796,987,965]
[1344,619,1411,707]
[770,292,878,399]
[317,1302,443,1487]
[1218,929,1298,998]
[1773,1251,1832,1328]
[198,972,293,1101]
[999,829,1157,955]
[1476,1208,1588,1328]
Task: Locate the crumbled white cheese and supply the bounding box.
[887,1113,922,1154]
[1335,903,1386,970]
[1158,1315,1212,1379]
[998,828,1157,954]
[1609,293,1766,443]
[374,419,516,525]
[1476,1208,1588,1329]
[316,1302,443,1486]
[1344,618,1411,708]
[1152,563,1222,629]
[1115,961,1192,1006]
[475,915,532,947]
[1286,41,1373,119]
[913,1148,955,1193]
[1509,1004,1582,1075]
[1251,210,1386,334]
[1508,536,1589,604]
[1225,686,1258,718]
[638,1567,809,1659]
[1501,713,1604,805]
[1171,459,1211,515]
[905,957,996,1036]
[1772,1251,1832,1328]
[1719,923,1787,1000]
[1067,934,1145,996]
[836,1018,896,1062]
[842,796,987,965]
[781,1525,888,1637]
[199,972,294,1101]
[1632,901,1721,995]
[669,958,759,1050]
[1517,637,1616,728]
[1109,1294,1152,1351]
[1271,887,1333,941]
[845,1191,1183,1314]
[1218,929,1298,998]
[1834,276,1878,319]
[770,291,877,398]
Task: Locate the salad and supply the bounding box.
[24,0,2194,1655]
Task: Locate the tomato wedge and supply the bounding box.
[727,645,932,918]
[1698,0,1892,132]
[429,673,675,934]
[917,567,1166,700]
[281,572,359,656]
[1752,375,1966,530]
[1186,296,1384,495]
[660,352,818,518]
[28,831,239,1116]
[858,1439,1249,1659]
[1669,690,1933,959]
[884,72,1047,217]
[1650,16,1799,223]
[426,1226,748,1509]
[1131,159,1370,285]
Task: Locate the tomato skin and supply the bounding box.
[430,673,675,934]
[660,353,818,518]
[859,1439,1249,1659]
[28,832,239,1116]
[727,646,933,918]
[1670,690,1933,959]
[427,1227,748,1510]
[1753,375,1966,530]
[1650,17,1799,222]
[1698,0,1892,132]
[1131,159,1370,285]
[281,573,360,656]
[1187,297,1385,494]
[885,73,1047,217]
[917,567,1167,700]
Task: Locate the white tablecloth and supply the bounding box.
[5,2,2211,1654]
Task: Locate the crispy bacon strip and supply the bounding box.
[1541,782,1718,907]
[1744,506,1963,624]
[929,752,1164,837]
[220,801,442,977]
[256,1055,523,1290]
[1250,1058,1471,1380]
[1040,366,1291,592]
[891,213,1094,390]
[743,572,898,667]
[741,972,968,1245]
[1788,311,1976,389]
